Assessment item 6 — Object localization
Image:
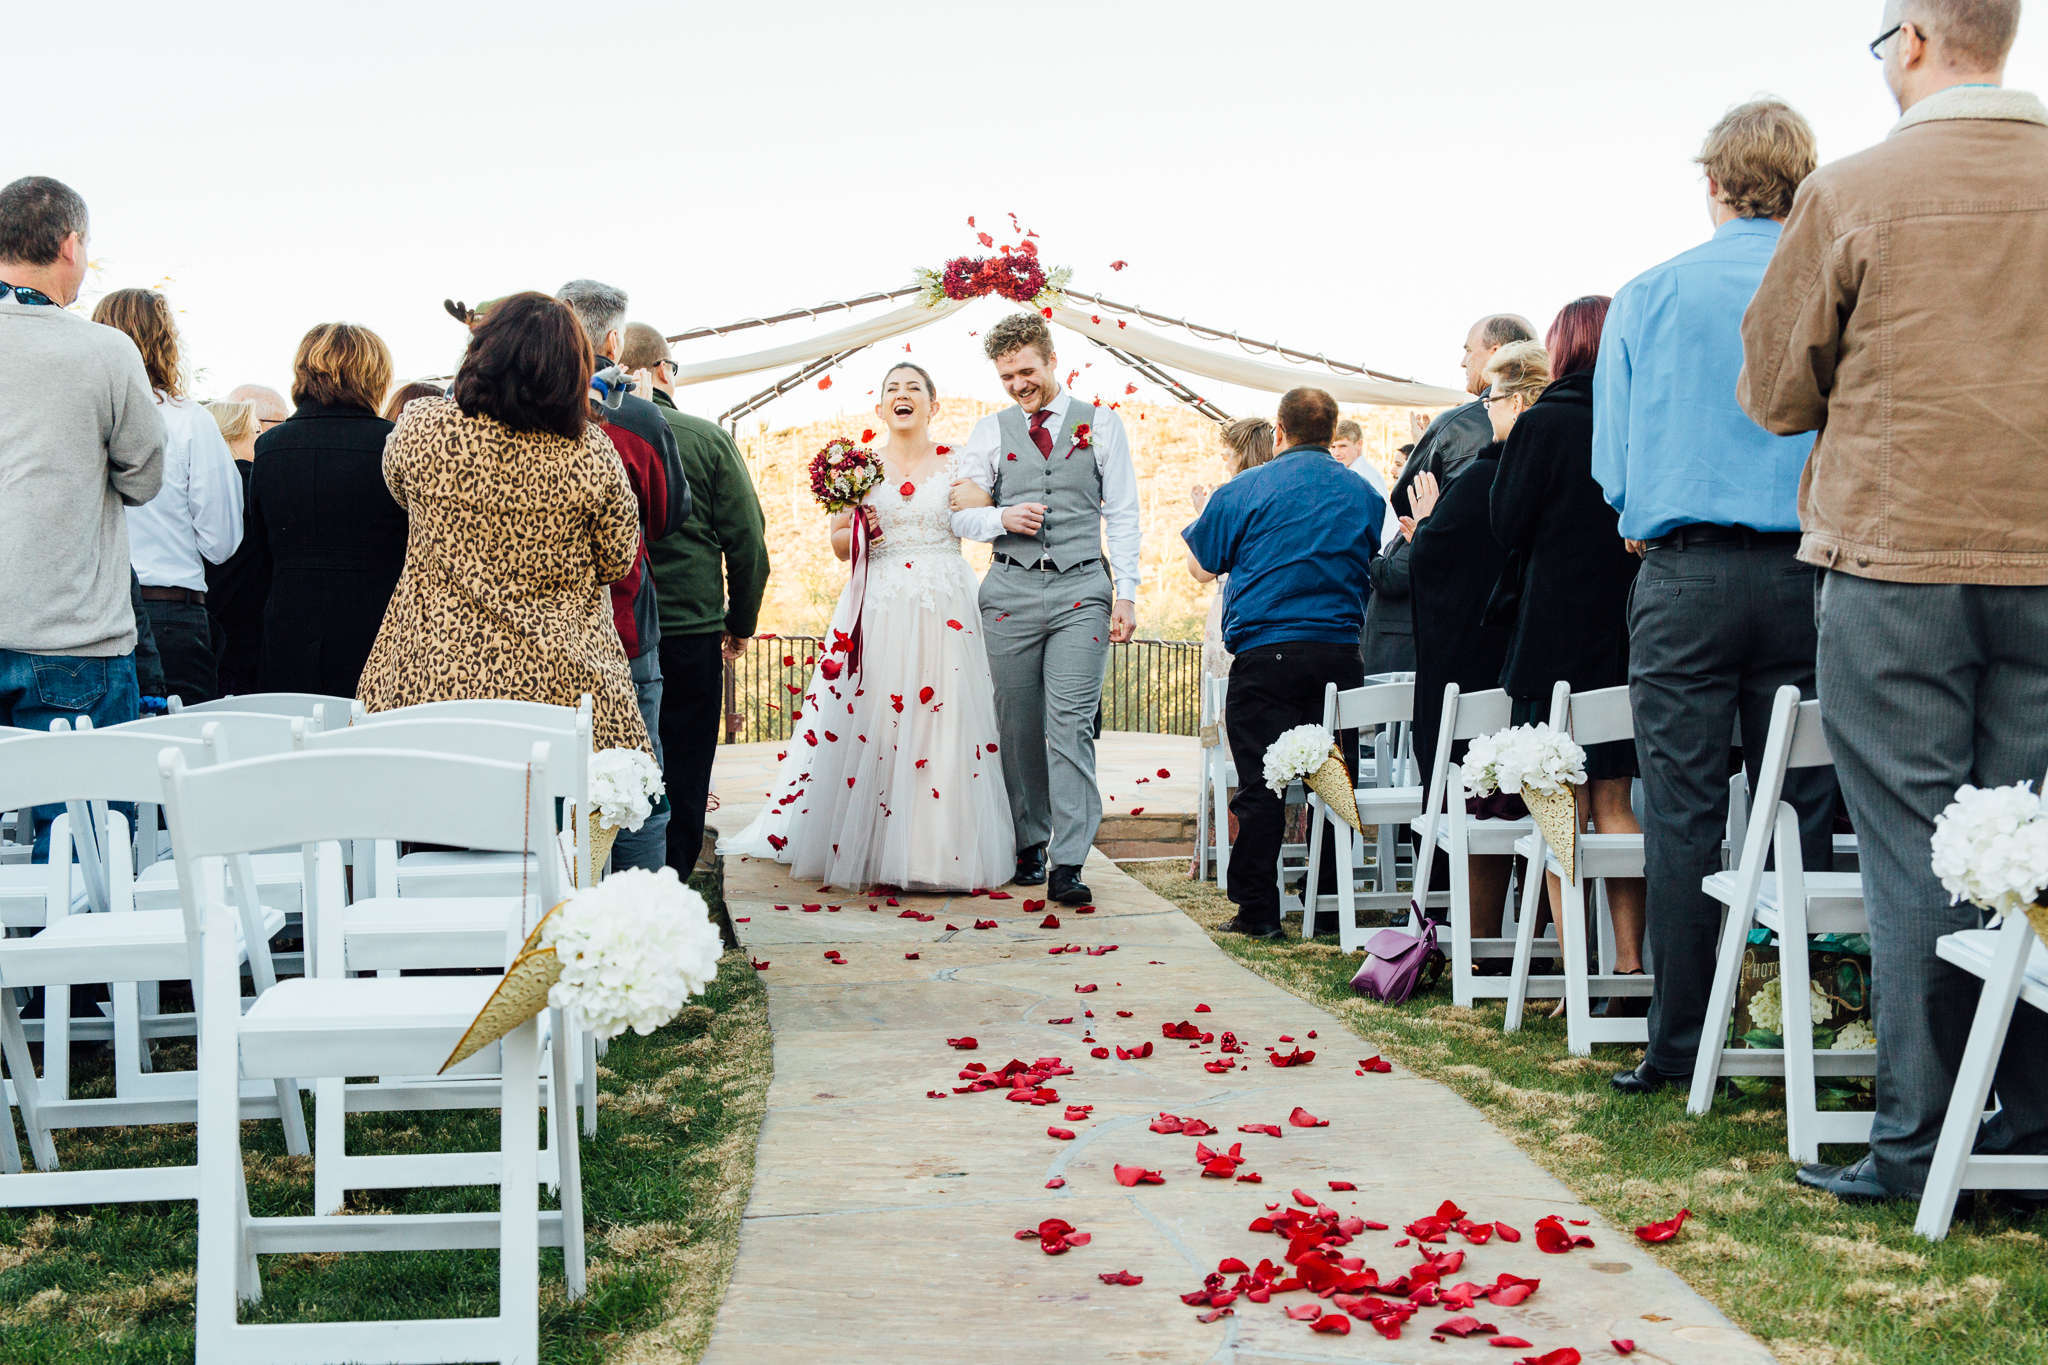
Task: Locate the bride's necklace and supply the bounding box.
[891,442,950,498]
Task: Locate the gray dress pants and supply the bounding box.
[1817,570,2048,1195]
[1629,537,1838,1077]
[610,647,671,873]
[978,560,1111,869]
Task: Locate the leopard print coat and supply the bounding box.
[357,397,652,754]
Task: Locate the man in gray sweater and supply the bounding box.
[0,176,165,736]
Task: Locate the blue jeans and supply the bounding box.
[0,649,141,857]
[609,649,671,873]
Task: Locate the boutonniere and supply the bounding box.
[1071,422,1093,451]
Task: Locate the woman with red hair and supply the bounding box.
[1487,294,1647,1008]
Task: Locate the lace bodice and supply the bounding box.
[865,456,963,554]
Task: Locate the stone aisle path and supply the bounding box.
[701,852,1775,1365]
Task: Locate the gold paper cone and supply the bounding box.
[581,812,621,888]
[2024,902,2048,951]
[1525,786,1581,885]
[439,902,567,1073]
[1306,749,1361,833]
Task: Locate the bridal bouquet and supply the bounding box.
[582,748,665,885]
[1464,723,1588,881]
[543,866,724,1039]
[808,436,884,513]
[1930,781,2048,938]
[1263,724,1360,832]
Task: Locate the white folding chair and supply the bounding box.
[353,695,598,893]
[1504,683,1652,1054]
[1196,676,1228,883]
[1915,890,2048,1241]
[1686,686,1872,1159]
[1409,685,1536,1004]
[168,691,352,733]
[165,745,582,1362]
[1299,680,1425,950]
[0,727,308,1203]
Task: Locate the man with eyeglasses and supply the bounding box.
[618,322,769,882]
[0,175,166,743]
[1741,0,2048,1207]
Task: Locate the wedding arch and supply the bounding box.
[659,249,1469,433]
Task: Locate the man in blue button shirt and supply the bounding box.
[1593,99,1841,1095]
[1183,387,1383,940]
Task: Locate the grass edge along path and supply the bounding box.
[0,868,771,1365]
[1118,860,2048,1365]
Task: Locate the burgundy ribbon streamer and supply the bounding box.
[842,506,871,676]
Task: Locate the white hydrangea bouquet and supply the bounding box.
[1463,723,1588,881]
[1930,780,2048,942]
[440,866,723,1071]
[1263,724,1360,832]
[582,748,665,886]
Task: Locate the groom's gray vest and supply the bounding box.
[991,401,1103,572]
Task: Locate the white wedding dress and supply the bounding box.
[721,456,1017,891]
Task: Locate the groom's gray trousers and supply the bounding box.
[979,558,1112,868]
[1816,569,2048,1195]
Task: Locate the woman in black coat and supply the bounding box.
[1487,298,1646,983]
[242,324,407,697]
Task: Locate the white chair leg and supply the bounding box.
[500,1017,542,1362]
[1561,874,1594,1057]
[1688,899,1753,1115]
[1916,917,2032,1241]
[1779,891,1822,1163]
[0,1074,19,1173]
[1335,821,1361,951]
[581,1029,598,1139]
[314,1076,347,1215]
[1214,761,1232,894]
[196,901,246,1355]
[1303,797,1324,936]
[0,986,58,1170]
[550,1011,587,1300]
[1448,817,1473,1008]
[1504,848,1546,1033]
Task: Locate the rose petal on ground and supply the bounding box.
[1047,1127,1075,1140]
[1239,1123,1283,1138]
[1075,983,1097,993]
[1489,1337,1533,1349]
[1328,1180,1357,1191]
[1045,1176,1065,1188]
[1289,1106,1330,1128]
[1040,914,1061,928]
[1494,1221,1521,1242]
[1286,1304,1321,1320]
[1196,1308,1234,1323]
[946,1037,978,1050]
[1534,1216,1594,1254]
[1090,1046,1109,1059]
[1359,1055,1393,1073]
[1236,1171,1263,1183]
[1047,1016,1073,1024]
[750,959,770,969]
[1180,1118,1216,1137]
[1098,1270,1143,1285]
[974,918,998,929]
[1023,898,1046,912]
[1612,1343,1635,1356]
[1114,1165,1165,1186]
[925,1090,945,1098]
[1292,1189,1319,1208]
[1435,1316,1499,1338]
[1634,1208,1691,1243]
[1311,1313,1351,1335]
[1194,1003,1211,1012]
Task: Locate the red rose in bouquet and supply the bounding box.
[809,437,884,514]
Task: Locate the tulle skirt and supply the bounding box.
[720,551,1016,892]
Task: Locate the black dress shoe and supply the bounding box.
[1218,916,1286,942]
[1795,1153,1907,1204]
[1609,1059,1685,1095]
[1049,864,1091,904]
[1014,843,1047,886]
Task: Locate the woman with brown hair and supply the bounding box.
[241,322,404,696]
[92,288,244,704]
[381,379,444,422]
[357,292,648,753]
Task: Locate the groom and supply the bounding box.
[951,312,1142,903]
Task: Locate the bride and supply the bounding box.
[721,363,1016,891]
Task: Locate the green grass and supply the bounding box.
[0,870,770,1364]
[1120,860,2048,1365]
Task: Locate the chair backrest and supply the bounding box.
[1564,684,1634,748]
[353,694,593,737]
[159,745,563,912]
[1723,685,1833,895]
[1416,685,1516,857]
[169,692,353,731]
[116,710,306,758]
[0,727,223,811]
[297,719,584,801]
[1201,675,1224,728]
[1325,680,1416,733]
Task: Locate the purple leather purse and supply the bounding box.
[1350,917,1445,1005]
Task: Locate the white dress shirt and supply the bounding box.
[126,394,244,592]
[950,387,1143,597]
[1349,456,1401,547]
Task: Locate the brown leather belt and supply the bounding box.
[139,586,207,604]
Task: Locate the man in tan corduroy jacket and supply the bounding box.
[1739,0,2048,1208]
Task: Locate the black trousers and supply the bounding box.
[659,633,727,875]
[1224,640,1364,929]
[142,598,218,706]
[1629,538,1838,1074]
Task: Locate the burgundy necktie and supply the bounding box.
[1028,409,1054,457]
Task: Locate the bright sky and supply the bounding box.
[11,0,2042,430]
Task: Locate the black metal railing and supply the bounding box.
[721,635,1202,743]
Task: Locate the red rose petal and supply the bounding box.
[1328,1180,1357,1191]
[1238,1123,1282,1138]
[1179,1118,1216,1137]
[1090,1046,1109,1059]
[1291,1189,1319,1208]
[1633,1208,1691,1243]
[1435,1316,1500,1338]
[1044,1176,1065,1188]
[1195,1307,1234,1323]
[1311,1313,1351,1335]
[918,686,935,704]
[946,1037,978,1050]
[1288,1106,1329,1128]
[1493,1221,1521,1242]
[973,918,998,929]
[1194,1003,1211,1013]
[1098,1270,1143,1285]
[1040,914,1061,928]
[1075,983,1097,993]
[1359,1055,1392,1073]
[1113,1165,1165,1186]
[750,959,770,969]
[1285,1304,1321,1320]
[1533,1215,1595,1254]
[1489,1337,1533,1349]
[1613,1344,1636,1357]
[1517,1351,1581,1365]
[1047,1127,1075,1140]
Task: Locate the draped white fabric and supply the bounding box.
[670,298,969,387]
[1044,306,1470,409]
